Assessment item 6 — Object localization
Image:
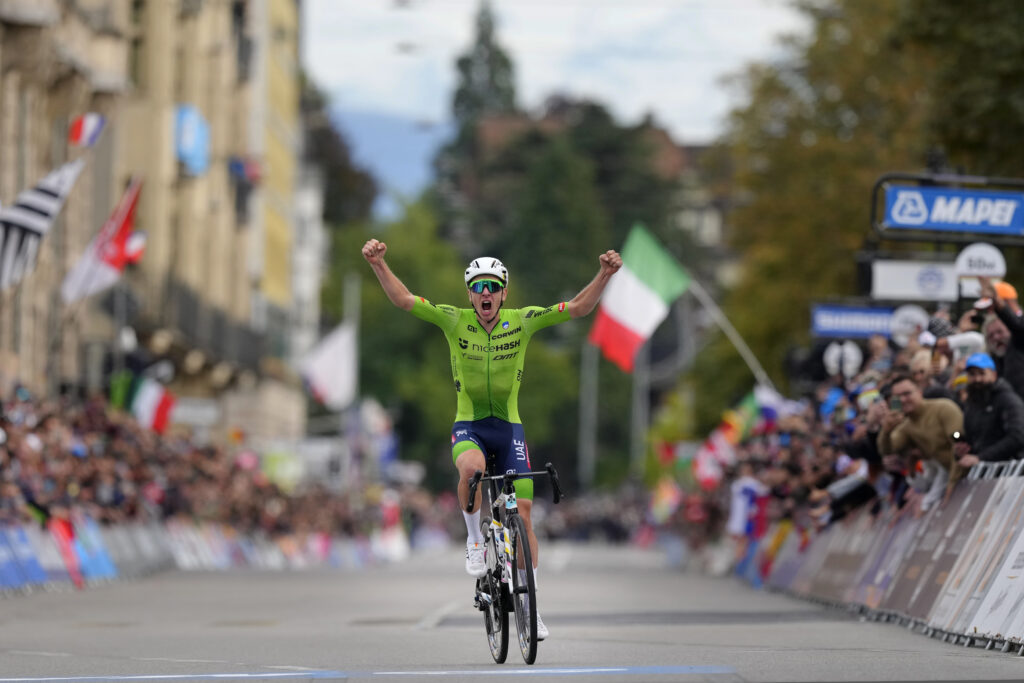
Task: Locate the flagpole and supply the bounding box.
[577,341,599,491]
[688,278,776,392]
[630,340,650,480]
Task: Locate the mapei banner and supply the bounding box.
[884,186,1024,236]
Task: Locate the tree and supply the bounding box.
[435,0,519,253]
[451,0,517,146]
[301,76,377,226]
[691,0,935,431]
[895,0,1024,178]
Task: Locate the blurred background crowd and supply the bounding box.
[706,275,1024,576]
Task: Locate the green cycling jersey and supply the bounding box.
[410,296,571,423]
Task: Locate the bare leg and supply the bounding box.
[456,449,486,512]
[517,498,539,569]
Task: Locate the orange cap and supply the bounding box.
[996,281,1018,301]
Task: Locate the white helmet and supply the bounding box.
[464,257,508,287]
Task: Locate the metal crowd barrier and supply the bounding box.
[755,460,1024,655]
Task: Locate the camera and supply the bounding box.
[971,312,986,326]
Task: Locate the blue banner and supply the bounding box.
[884,186,1024,236]
[812,304,893,338]
[0,532,25,590]
[175,105,211,176]
[4,527,48,585]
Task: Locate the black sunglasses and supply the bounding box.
[469,280,504,294]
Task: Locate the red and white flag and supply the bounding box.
[68,113,105,147]
[131,377,175,434]
[61,179,144,303]
[301,321,357,410]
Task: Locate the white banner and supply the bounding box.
[871,260,958,302]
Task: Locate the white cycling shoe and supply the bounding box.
[536,613,548,641]
[465,542,487,578]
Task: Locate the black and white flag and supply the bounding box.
[0,158,86,291]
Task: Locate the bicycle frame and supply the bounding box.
[468,462,563,665]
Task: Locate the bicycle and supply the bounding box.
[466,462,563,665]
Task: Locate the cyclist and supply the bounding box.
[362,239,622,640]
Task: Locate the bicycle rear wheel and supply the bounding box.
[481,521,508,663]
[509,514,537,664]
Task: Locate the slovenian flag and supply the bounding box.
[588,225,690,372]
[68,113,105,147]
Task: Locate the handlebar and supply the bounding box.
[463,463,565,513]
[466,470,484,513]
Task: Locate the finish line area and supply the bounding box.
[0,666,737,681]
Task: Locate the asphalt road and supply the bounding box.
[0,543,1022,682]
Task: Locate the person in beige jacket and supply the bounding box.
[877,373,964,513]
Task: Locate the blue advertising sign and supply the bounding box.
[812,304,893,338]
[175,105,211,176]
[884,186,1024,236]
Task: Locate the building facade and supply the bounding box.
[0,0,314,446]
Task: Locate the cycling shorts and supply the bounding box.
[451,417,534,500]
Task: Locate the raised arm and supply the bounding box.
[566,250,623,319]
[362,239,415,311]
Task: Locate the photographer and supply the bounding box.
[955,352,1024,467]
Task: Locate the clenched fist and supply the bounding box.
[599,250,622,275]
[362,239,387,266]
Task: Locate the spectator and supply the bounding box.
[877,373,963,512]
[996,281,1021,316]
[956,352,1024,468]
[865,334,893,373]
[909,349,955,401]
[979,276,1024,399]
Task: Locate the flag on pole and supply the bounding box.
[0,159,86,292]
[109,370,176,433]
[301,321,357,411]
[588,224,691,372]
[68,113,105,147]
[131,376,175,434]
[61,179,144,303]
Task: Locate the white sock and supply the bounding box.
[463,509,484,545]
[518,567,538,589]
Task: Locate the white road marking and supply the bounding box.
[415,598,462,629]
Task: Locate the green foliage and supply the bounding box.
[451,0,518,146]
[896,0,1024,177]
[322,202,466,487]
[691,0,934,432]
[300,76,377,225]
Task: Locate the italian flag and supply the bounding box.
[112,372,176,434]
[588,225,690,372]
[132,377,176,434]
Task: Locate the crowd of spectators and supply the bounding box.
[0,384,639,557]
[716,275,1024,567]
[0,389,420,542]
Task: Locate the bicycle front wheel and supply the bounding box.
[482,520,508,664]
[509,514,537,664]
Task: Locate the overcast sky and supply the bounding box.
[302,0,807,144]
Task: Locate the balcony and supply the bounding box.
[161,276,264,372]
[0,0,59,26]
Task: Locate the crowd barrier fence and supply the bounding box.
[750,460,1024,654]
[0,515,411,598]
